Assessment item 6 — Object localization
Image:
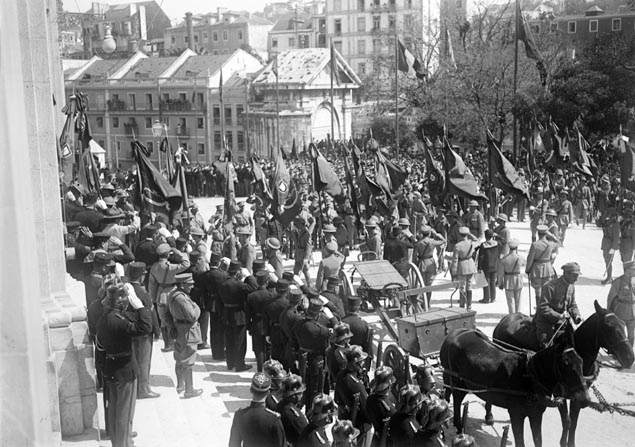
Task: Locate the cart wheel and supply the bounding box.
[357,251,378,262]
[382,282,404,310]
[383,344,410,390]
[407,262,427,313]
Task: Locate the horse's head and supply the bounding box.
[554,324,590,404]
[593,300,635,368]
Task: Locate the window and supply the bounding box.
[213,106,220,125]
[358,62,366,74]
[236,105,244,123]
[223,30,228,40]
[225,131,233,149]
[357,17,366,32]
[567,21,576,33]
[213,32,218,41]
[112,117,119,128]
[179,92,187,101]
[357,39,366,54]
[112,93,119,101]
[184,36,189,43]
[146,141,153,152]
[197,93,204,106]
[404,14,413,29]
[238,30,243,40]
[373,15,380,30]
[589,20,598,32]
[334,40,342,53]
[272,38,278,48]
[145,117,152,128]
[178,117,186,130]
[550,22,558,33]
[197,143,205,155]
[96,117,104,128]
[146,93,153,109]
[197,117,204,129]
[373,0,380,6]
[225,107,232,125]
[237,131,244,151]
[358,0,365,11]
[334,19,342,35]
[214,131,222,150]
[289,37,296,47]
[162,93,169,101]
[372,38,380,52]
[333,0,341,11]
[203,32,208,42]
[194,35,199,43]
[299,34,309,48]
[117,141,121,152]
[171,36,176,44]
[388,15,396,30]
[612,18,621,31]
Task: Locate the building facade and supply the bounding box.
[248,48,361,157]
[64,49,263,169]
[268,12,328,55]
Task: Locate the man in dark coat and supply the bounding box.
[198,252,228,360]
[342,297,372,355]
[246,271,276,371]
[277,374,308,445]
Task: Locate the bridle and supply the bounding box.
[599,312,631,358]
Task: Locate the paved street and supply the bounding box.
[64,198,635,447]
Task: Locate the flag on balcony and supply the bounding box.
[397,38,426,79]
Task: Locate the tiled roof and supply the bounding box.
[253,48,329,85]
[121,56,178,79]
[270,13,312,32]
[80,59,128,79]
[171,54,231,78]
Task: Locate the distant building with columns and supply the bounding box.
[248,47,361,157]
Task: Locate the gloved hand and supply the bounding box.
[124,283,144,310]
[108,236,123,247]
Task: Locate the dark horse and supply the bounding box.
[440,326,589,447]
[490,300,634,447]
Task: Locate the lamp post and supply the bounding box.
[152,120,167,171]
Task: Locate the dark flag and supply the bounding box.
[487,130,530,200]
[291,138,298,160]
[78,146,101,194]
[343,153,362,229]
[224,150,237,221]
[132,140,182,218]
[357,171,383,210]
[397,38,426,79]
[442,138,488,200]
[348,138,363,175]
[170,146,190,216]
[311,143,343,197]
[277,180,302,227]
[545,120,569,167]
[272,148,291,209]
[375,150,407,196]
[516,0,547,85]
[160,137,175,180]
[250,155,273,205]
[570,129,594,177]
[423,137,445,203]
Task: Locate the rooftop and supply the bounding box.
[171,54,231,78]
[122,56,179,80]
[79,59,129,80]
[270,13,313,32]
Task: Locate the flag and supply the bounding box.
[357,171,384,209]
[423,138,445,202]
[545,120,569,167]
[291,138,298,159]
[132,140,182,219]
[78,146,101,194]
[445,28,457,70]
[59,94,78,160]
[442,138,487,200]
[224,151,237,221]
[218,69,223,104]
[620,145,635,187]
[170,146,190,216]
[516,0,547,85]
[375,150,407,195]
[160,137,175,180]
[343,153,362,229]
[349,139,363,175]
[311,144,343,197]
[277,180,302,227]
[570,129,594,176]
[250,155,273,205]
[273,148,291,207]
[487,130,530,199]
[397,38,426,79]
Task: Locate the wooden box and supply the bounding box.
[396,308,476,357]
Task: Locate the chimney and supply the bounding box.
[185,12,194,50]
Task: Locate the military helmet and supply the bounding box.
[399,384,424,410]
[345,345,368,365]
[309,393,337,421]
[332,419,360,442]
[281,374,306,397]
[372,366,396,392]
[263,359,286,381]
[332,322,353,342]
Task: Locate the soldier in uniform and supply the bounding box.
[263,280,291,365]
[526,225,557,305]
[387,385,424,447]
[246,271,276,371]
[607,260,635,347]
[237,228,256,274]
[326,322,353,390]
[199,253,228,360]
[497,239,525,314]
[96,284,152,447]
[545,209,561,245]
[265,237,284,279]
[450,227,478,310]
[321,276,346,319]
[279,286,306,373]
[189,227,208,261]
[465,200,486,241]
[620,208,635,264]
[165,273,203,398]
[535,262,582,347]
[493,213,511,258]
[293,217,313,287]
[295,298,334,408]
[315,241,344,291]
[334,345,370,443]
[332,420,360,447]
[263,359,287,411]
[219,261,256,372]
[366,366,397,446]
[229,372,287,447]
[478,229,499,304]
[277,374,309,445]
[600,208,620,284]
[342,297,372,355]
[297,394,337,447]
[360,221,382,261]
[413,225,446,306]
[530,187,549,242]
[384,226,413,279]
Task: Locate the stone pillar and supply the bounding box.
[2,0,98,443]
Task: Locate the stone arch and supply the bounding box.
[311,101,340,141]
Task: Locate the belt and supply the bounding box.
[535,260,550,264]
[105,351,131,360]
[505,272,520,276]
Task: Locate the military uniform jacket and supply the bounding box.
[321,290,345,320]
[166,290,202,347]
[414,237,443,274]
[218,278,256,326]
[465,210,485,240]
[497,252,524,290]
[325,343,348,380]
[536,277,580,326]
[297,423,329,447]
[343,313,371,354]
[383,236,412,264]
[557,200,574,226]
[238,242,256,273]
[366,391,397,434]
[494,225,511,257]
[245,289,276,335]
[477,241,499,274]
[148,255,191,305]
[386,412,420,447]
[228,401,286,447]
[525,238,556,278]
[335,370,368,428]
[607,275,635,322]
[263,296,290,337]
[451,240,477,277]
[267,252,284,279]
[601,219,620,252]
[294,228,312,260]
[198,267,228,312]
[620,219,635,254]
[315,253,344,291]
[277,398,308,445]
[295,318,330,353]
[362,232,382,259]
[531,199,549,227]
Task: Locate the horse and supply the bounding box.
[440,325,589,447]
[490,300,634,447]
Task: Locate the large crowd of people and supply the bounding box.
[60,133,635,447]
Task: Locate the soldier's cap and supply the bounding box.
[326,275,340,286]
[307,298,324,313]
[347,296,361,307]
[263,359,286,380]
[413,191,421,198]
[156,243,172,256]
[420,225,432,234]
[210,252,222,264]
[496,213,508,222]
[561,262,581,274]
[624,260,635,270]
[252,259,266,272]
[468,199,479,207]
[536,224,549,233]
[447,210,458,218]
[288,285,303,300]
[508,239,519,249]
[333,216,344,225]
[546,208,557,217]
[364,221,377,228]
[332,322,353,342]
[255,270,269,280]
[373,366,396,391]
[309,393,337,419]
[325,241,338,253]
[555,169,564,175]
[189,227,205,236]
[250,372,271,393]
[398,217,410,226]
[216,204,224,210]
[304,287,319,299]
[322,223,336,233]
[282,271,295,282]
[127,261,147,279]
[66,221,82,231]
[103,196,116,206]
[174,273,195,284]
[265,237,281,250]
[93,251,115,266]
[276,279,290,292]
[458,226,470,235]
[281,374,306,397]
[399,384,424,408]
[228,261,242,274]
[367,216,379,226]
[345,345,368,364]
[236,227,251,236]
[332,420,360,442]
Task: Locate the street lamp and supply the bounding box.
[102,24,116,54]
[152,120,167,170]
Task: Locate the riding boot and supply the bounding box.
[426,292,432,308]
[183,367,203,398]
[459,290,466,308]
[466,291,473,311]
[161,328,174,352]
[175,364,185,393]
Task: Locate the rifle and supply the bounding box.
[299,351,308,381]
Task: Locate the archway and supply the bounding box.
[311,102,340,141]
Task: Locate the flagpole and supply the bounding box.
[220,69,225,157]
[330,38,335,149]
[275,54,280,159]
[513,0,520,158]
[394,30,399,156]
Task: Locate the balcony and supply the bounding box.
[107,99,126,111]
[160,98,193,112]
[175,126,190,138]
[123,121,139,136]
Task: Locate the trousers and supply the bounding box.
[505,289,522,314]
[224,324,247,369]
[131,335,152,395]
[210,310,226,360]
[105,377,137,447]
[198,310,210,345]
